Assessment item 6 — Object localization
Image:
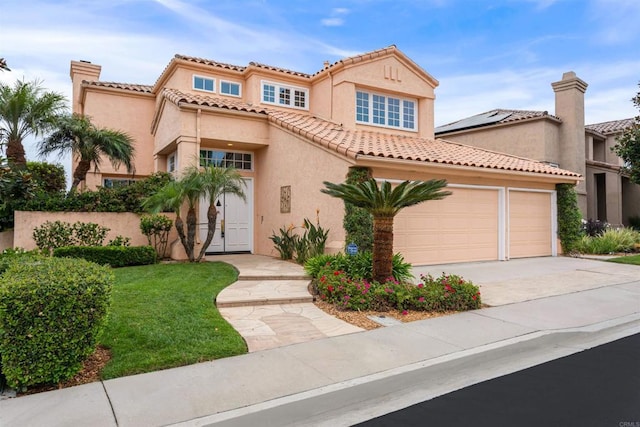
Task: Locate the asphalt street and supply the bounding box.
[357,333,640,427]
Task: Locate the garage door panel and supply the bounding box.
[509,191,552,258]
[395,188,499,265]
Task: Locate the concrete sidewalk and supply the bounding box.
[1,256,639,427]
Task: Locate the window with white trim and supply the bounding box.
[220,81,241,97]
[193,75,215,93]
[200,150,253,170]
[261,81,308,110]
[355,90,417,131]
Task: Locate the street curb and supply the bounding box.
[171,313,640,427]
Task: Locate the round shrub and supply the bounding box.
[0,257,113,389]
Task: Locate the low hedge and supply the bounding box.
[0,257,113,389]
[53,245,158,268]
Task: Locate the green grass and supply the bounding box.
[607,254,640,266]
[99,262,247,379]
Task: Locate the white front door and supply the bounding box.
[199,179,253,253]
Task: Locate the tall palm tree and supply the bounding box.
[322,178,451,283]
[38,114,135,192]
[143,165,246,262]
[0,79,67,167]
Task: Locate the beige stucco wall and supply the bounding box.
[253,126,352,257]
[78,89,156,189]
[0,230,14,252]
[439,120,561,166]
[13,211,178,257]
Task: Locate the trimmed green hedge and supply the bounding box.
[0,257,113,389]
[53,245,157,268]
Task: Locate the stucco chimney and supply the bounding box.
[551,71,588,213]
[69,60,101,115]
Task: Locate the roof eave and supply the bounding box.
[354,155,582,184]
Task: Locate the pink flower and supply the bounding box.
[402,310,408,315]
[417,283,424,288]
[418,297,425,303]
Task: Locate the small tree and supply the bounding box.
[613,83,640,185]
[322,178,451,283]
[140,214,173,258]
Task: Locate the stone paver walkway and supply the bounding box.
[210,254,362,352]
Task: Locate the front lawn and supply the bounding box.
[607,254,640,266]
[100,262,247,379]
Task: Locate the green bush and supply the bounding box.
[343,167,373,252]
[574,227,640,254]
[32,220,110,253]
[0,257,113,389]
[26,161,66,194]
[270,225,296,260]
[32,220,74,253]
[556,184,583,253]
[0,249,45,275]
[140,214,172,258]
[20,172,173,213]
[314,267,480,312]
[305,251,413,282]
[53,245,157,268]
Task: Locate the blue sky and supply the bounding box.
[2,0,640,166]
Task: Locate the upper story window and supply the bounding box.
[200,150,253,171]
[220,81,241,97]
[261,81,308,110]
[193,75,215,93]
[356,90,417,131]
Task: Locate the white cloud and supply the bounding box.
[321,17,345,27]
[321,7,350,27]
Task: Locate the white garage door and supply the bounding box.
[395,187,500,265]
[509,191,552,258]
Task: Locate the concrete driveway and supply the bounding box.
[412,256,640,306]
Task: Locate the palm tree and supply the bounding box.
[0,79,67,167]
[0,58,9,71]
[143,165,246,262]
[322,178,451,283]
[38,114,135,192]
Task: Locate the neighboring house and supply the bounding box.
[69,46,579,265]
[435,72,640,226]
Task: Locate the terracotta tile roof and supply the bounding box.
[248,62,311,78]
[174,54,246,72]
[268,109,579,178]
[162,88,268,114]
[159,90,579,178]
[83,80,153,93]
[586,118,635,135]
[436,109,560,134]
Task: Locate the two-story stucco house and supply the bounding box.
[435,72,639,227]
[69,46,579,265]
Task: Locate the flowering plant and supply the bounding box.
[313,266,480,312]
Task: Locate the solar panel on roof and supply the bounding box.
[435,111,513,134]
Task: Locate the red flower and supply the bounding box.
[472,295,477,300]
[333,270,341,276]
[320,276,326,283]
[417,283,424,288]
[327,285,334,292]
[402,310,408,315]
